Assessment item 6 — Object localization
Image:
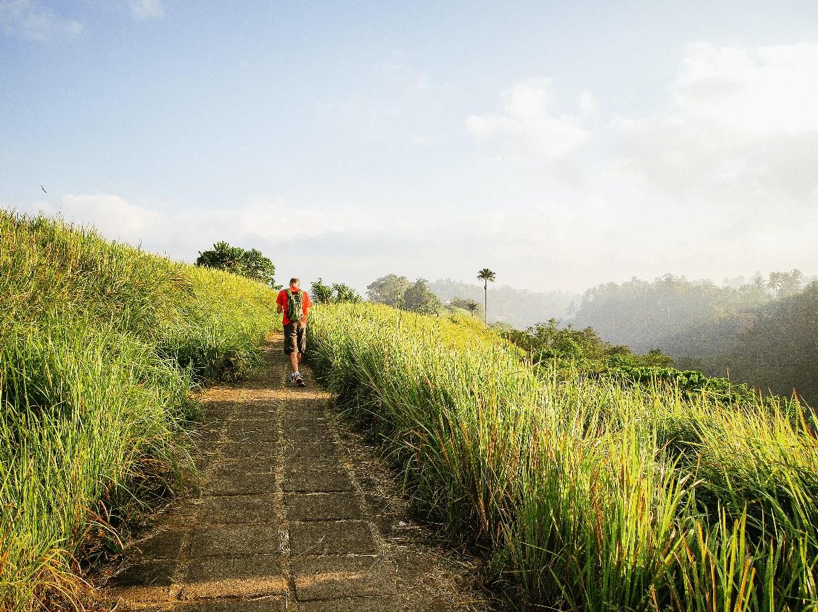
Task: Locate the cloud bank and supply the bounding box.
[467,78,595,159]
[8,43,817,294]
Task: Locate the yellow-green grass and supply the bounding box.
[308,303,818,611]
[0,211,280,610]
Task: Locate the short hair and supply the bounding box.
[289,277,300,286]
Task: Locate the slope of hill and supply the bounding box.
[0,211,280,610]
[308,302,817,611]
[571,274,818,405]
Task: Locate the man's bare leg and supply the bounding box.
[289,351,299,375]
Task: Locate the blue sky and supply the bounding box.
[3,0,818,293]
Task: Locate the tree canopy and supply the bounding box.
[367,274,441,314]
[366,274,412,308]
[403,278,441,315]
[195,241,276,286]
[310,278,362,305]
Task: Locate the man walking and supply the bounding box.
[276,277,312,387]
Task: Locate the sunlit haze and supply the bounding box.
[2,1,817,293]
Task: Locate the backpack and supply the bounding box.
[286,289,304,323]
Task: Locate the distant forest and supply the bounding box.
[571,271,818,405]
[430,278,578,329]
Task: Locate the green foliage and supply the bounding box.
[449,296,482,317]
[723,281,818,405]
[503,319,757,403]
[195,240,276,287]
[366,273,411,307]
[768,269,803,298]
[573,273,772,356]
[572,272,817,406]
[308,303,817,611]
[366,275,441,314]
[503,318,674,369]
[477,268,496,323]
[403,278,441,315]
[0,211,280,610]
[477,267,496,285]
[311,277,362,305]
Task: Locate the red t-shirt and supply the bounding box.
[277,287,312,326]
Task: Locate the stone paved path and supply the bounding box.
[101,335,491,612]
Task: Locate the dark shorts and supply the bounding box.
[284,322,306,355]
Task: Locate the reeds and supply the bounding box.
[0,211,279,610]
[308,303,818,611]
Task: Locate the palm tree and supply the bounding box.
[477,268,496,324]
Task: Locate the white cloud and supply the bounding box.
[0,0,83,42]
[17,195,377,260]
[467,78,592,159]
[671,42,818,133]
[613,43,818,208]
[130,0,164,20]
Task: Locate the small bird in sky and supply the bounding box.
[41,185,47,194]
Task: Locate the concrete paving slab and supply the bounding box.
[282,429,334,446]
[292,556,394,600]
[289,520,377,556]
[204,471,275,496]
[211,457,277,474]
[198,495,278,525]
[285,493,362,521]
[281,414,327,427]
[282,441,340,462]
[106,559,179,602]
[134,529,188,559]
[173,600,286,611]
[180,554,286,599]
[217,442,276,460]
[298,598,399,612]
[225,422,278,443]
[283,469,352,492]
[189,524,282,558]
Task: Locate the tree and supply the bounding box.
[196,241,275,286]
[450,296,481,317]
[196,241,244,272]
[404,278,441,315]
[477,268,496,324]
[768,269,803,298]
[311,278,333,305]
[311,278,363,304]
[367,274,411,308]
[240,248,276,286]
[332,283,362,304]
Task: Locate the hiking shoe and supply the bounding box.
[296,375,306,388]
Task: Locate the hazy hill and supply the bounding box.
[430,278,579,329]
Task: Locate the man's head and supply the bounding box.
[289,277,300,288]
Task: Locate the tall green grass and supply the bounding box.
[308,303,818,611]
[0,211,280,610]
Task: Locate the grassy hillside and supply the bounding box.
[308,303,818,611]
[0,211,280,610]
